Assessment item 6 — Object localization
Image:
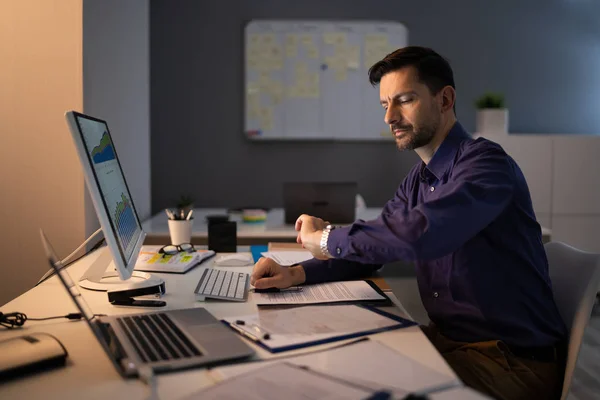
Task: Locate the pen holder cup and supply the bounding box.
[168,218,194,245]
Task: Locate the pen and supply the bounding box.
[253,287,303,293]
[231,320,271,340]
[186,209,194,220]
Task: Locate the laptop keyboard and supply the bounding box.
[117,313,201,363]
[194,268,249,302]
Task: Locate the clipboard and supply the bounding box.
[222,304,417,353]
[255,280,393,307]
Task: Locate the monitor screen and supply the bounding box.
[67,112,143,275]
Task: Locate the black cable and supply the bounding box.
[0,311,106,329]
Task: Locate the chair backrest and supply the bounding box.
[544,241,600,400]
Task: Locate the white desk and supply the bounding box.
[143,207,552,245]
[0,247,461,399]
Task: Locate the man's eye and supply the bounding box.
[400,99,413,105]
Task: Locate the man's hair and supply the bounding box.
[368,46,455,96]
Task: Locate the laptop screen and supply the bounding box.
[39,229,97,323]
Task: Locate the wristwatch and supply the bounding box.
[320,225,334,258]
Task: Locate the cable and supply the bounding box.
[36,231,105,287]
[0,311,106,329]
[60,228,103,266]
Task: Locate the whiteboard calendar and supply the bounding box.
[244,20,408,141]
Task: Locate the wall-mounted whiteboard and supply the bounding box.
[244,20,408,141]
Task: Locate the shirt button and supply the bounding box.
[433,292,439,298]
[336,247,341,255]
[430,186,435,192]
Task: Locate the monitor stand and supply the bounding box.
[78,247,165,292]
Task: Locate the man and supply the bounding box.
[251,46,567,400]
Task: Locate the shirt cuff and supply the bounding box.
[327,225,351,258]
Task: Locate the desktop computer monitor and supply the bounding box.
[65,111,161,291]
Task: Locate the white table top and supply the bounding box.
[143,207,551,239]
[0,247,460,399]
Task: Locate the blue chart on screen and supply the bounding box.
[114,193,137,250]
[91,131,116,163]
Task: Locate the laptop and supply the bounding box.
[39,229,254,377]
[283,182,357,224]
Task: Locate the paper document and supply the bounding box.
[185,362,372,400]
[261,250,313,265]
[254,280,384,305]
[213,340,459,397]
[224,305,410,352]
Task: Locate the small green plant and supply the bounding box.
[475,92,505,109]
[177,194,194,210]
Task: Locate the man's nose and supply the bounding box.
[385,107,400,126]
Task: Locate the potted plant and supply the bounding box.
[475,92,508,134]
[176,194,194,220]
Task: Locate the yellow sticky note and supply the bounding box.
[307,85,320,98]
[306,45,319,59]
[335,69,347,82]
[261,33,275,45]
[333,33,347,46]
[324,32,346,46]
[286,34,298,46]
[295,62,308,76]
[249,34,260,46]
[286,43,298,58]
[296,86,308,98]
[300,34,313,46]
[246,82,260,95]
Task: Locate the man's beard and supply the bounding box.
[393,118,439,151]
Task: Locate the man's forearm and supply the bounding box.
[289,265,306,286]
[300,258,382,284]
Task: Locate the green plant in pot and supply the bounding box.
[474,92,508,134]
[176,194,194,219]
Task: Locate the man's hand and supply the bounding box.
[295,214,330,259]
[250,257,306,289]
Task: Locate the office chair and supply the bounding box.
[544,241,600,400]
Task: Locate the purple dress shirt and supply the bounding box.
[301,122,567,347]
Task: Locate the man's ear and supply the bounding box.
[440,86,456,113]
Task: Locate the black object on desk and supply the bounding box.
[208,220,237,252]
[107,281,167,307]
[0,333,68,381]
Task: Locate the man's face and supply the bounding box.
[379,67,442,151]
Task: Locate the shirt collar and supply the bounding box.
[422,121,471,180]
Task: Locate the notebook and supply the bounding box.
[134,245,215,273]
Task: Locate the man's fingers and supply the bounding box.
[254,276,281,289]
[250,258,271,285]
[294,214,306,231]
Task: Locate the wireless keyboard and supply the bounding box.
[194,268,249,302]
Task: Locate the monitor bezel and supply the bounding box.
[65,111,145,280]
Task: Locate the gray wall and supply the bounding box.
[84,0,151,235]
[150,0,600,213]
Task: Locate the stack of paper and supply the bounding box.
[260,250,313,266]
[185,362,373,399]
[211,340,459,397]
[253,281,385,305]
